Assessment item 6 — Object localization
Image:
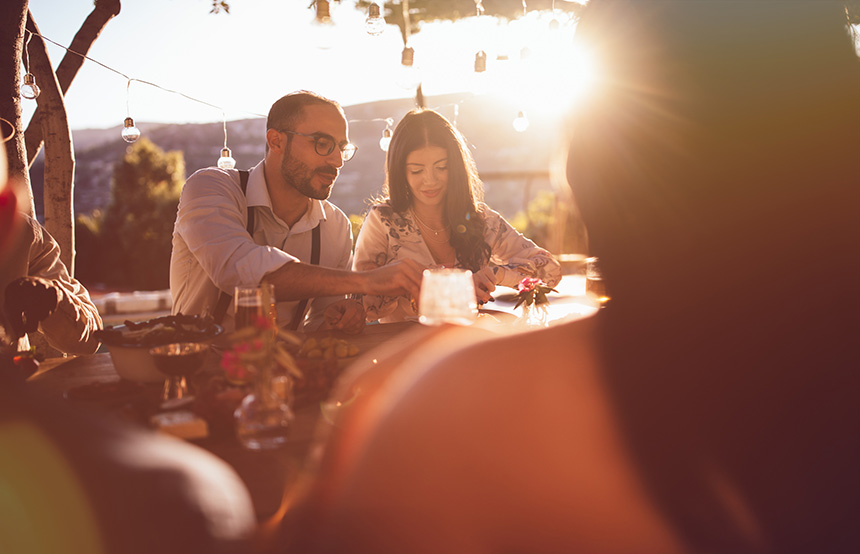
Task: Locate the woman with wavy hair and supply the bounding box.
[353,108,561,322]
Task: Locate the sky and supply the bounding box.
[23,0,590,131]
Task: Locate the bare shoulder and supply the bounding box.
[323,317,684,553]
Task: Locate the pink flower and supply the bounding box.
[518,277,541,293]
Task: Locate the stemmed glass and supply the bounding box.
[149,342,209,401]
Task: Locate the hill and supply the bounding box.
[29,93,566,220]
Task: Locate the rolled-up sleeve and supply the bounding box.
[175,168,296,292]
[25,217,102,355]
[483,207,562,289]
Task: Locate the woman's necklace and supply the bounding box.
[412,210,449,240]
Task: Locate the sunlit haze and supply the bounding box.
[23,0,593,130]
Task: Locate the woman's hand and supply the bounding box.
[323,299,367,335]
[472,267,496,305]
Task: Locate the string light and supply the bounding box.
[217,113,236,169]
[312,0,336,49]
[474,50,488,73]
[396,46,420,90]
[19,32,40,100]
[378,118,394,152]
[121,80,140,143]
[20,73,40,100]
[121,117,140,143]
[512,110,529,132]
[365,2,385,36]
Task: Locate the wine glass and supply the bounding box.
[149,342,209,402]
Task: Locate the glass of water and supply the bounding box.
[418,268,478,326]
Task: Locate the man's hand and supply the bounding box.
[472,266,496,305]
[4,277,61,338]
[323,299,367,335]
[362,259,425,301]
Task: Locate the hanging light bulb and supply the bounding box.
[20,73,40,100]
[379,118,394,152]
[472,50,489,94]
[121,117,140,143]
[312,0,336,49]
[512,111,530,132]
[475,50,488,73]
[315,0,331,22]
[379,128,392,152]
[396,46,420,90]
[218,147,236,169]
[365,3,385,36]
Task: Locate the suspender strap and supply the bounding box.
[213,170,251,324]
[286,223,321,331]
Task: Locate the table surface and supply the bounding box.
[26,275,599,520]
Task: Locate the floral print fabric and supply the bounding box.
[353,202,561,322]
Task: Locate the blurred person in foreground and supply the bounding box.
[0,143,256,552]
[352,108,561,322]
[169,91,423,334]
[275,1,860,553]
[0,140,101,357]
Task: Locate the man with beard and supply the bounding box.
[170,91,423,334]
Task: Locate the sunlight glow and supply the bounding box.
[24,0,596,130]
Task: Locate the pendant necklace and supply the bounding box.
[412,210,449,239]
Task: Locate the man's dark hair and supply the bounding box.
[266,91,343,131]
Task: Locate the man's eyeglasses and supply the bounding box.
[278,129,357,162]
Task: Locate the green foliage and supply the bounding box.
[509,190,589,254]
[510,190,557,248]
[77,138,185,290]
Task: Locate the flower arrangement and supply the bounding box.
[219,315,302,385]
[514,277,557,309]
[513,277,557,327]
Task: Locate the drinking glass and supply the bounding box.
[234,283,277,330]
[149,342,209,401]
[418,268,478,326]
[585,257,611,306]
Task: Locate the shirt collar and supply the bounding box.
[245,160,328,231]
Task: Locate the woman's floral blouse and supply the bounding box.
[353,202,562,322]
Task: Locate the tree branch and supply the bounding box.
[24,0,120,167]
[27,12,76,273]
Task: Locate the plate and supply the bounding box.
[96,314,223,348]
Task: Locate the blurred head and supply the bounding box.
[265,91,351,201]
[566,0,860,309]
[564,3,860,546]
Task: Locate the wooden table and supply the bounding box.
[26,320,421,522]
[24,275,597,521]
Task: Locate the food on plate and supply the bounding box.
[95,314,222,347]
[298,336,359,360]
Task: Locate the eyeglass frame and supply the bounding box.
[277,129,358,162]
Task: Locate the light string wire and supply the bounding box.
[222,112,229,149]
[25,29,267,120]
[23,31,32,73]
[22,31,493,142]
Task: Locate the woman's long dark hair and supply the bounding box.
[383,109,491,272]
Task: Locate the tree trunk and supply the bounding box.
[27,13,76,274]
[0,0,34,217]
[24,0,121,167]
